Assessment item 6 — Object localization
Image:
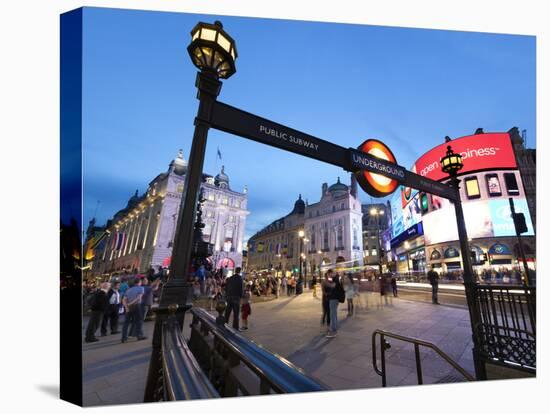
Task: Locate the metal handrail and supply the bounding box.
[161,316,220,400]
[190,307,325,394]
[372,329,475,387]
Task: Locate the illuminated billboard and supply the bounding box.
[423,198,534,245]
[390,185,422,239]
[412,133,517,182]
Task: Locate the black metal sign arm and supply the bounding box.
[208,101,349,169]
[207,100,457,201]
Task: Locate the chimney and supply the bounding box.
[322,182,328,197]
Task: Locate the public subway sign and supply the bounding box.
[209,101,349,169]
[209,100,458,201]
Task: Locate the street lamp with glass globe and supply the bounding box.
[440,144,484,378]
[162,21,237,310]
[369,207,385,276]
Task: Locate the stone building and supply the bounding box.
[90,151,249,276]
[247,175,363,276]
[361,202,390,267]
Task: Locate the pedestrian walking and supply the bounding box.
[101,281,121,336]
[141,278,160,321]
[121,278,147,343]
[311,274,318,298]
[427,266,440,304]
[85,282,111,342]
[197,264,206,296]
[241,286,252,330]
[344,274,356,316]
[378,275,390,307]
[320,271,334,334]
[390,275,398,297]
[224,267,244,330]
[327,273,345,338]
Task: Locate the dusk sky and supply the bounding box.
[81,7,535,243]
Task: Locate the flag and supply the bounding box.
[275,243,281,255]
[258,242,264,252]
[217,147,222,160]
[282,244,288,256]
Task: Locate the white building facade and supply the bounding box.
[247,175,363,275]
[91,151,249,275]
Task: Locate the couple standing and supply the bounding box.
[320,269,345,338]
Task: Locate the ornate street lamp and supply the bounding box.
[298,229,306,292]
[441,145,464,176]
[369,207,384,276]
[440,144,484,379]
[188,21,238,80]
[159,20,238,318]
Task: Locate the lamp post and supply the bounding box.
[160,21,237,309]
[317,250,323,278]
[369,207,385,276]
[298,229,306,291]
[440,144,485,379]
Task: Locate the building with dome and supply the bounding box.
[246,175,363,276]
[89,150,249,276]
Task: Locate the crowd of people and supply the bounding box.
[84,264,402,343]
[84,268,163,343]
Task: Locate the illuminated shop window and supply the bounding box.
[465,177,481,199]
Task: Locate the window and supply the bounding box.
[206,210,214,218]
[364,250,370,257]
[234,200,241,208]
[207,193,215,201]
[228,215,235,223]
[203,224,212,236]
[323,229,329,250]
[225,227,233,238]
[485,174,502,197]
[465,177,481,199]
[332,205,336,212]
[176,184,184,193]
[371,248,377,256]
[504,173,520,195]
[341,202,345,210]
[221,197,229,205]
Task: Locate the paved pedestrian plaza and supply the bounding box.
[83,291,474,406]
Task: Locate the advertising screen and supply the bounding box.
[423,200,493,245]
[423,198,534,245]
[412,133,517,182]
[489,198,535,236]
[390,185,422,239]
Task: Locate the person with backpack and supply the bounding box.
[327,273,345,338]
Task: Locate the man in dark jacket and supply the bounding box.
[224,267,244,330]
[101,282,121,336]
[427,266,440,304]
[85,282,111,342]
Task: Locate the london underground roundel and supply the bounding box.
[355,139,399,197]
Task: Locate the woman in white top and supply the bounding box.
[344,274,357,316]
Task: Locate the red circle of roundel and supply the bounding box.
[355,139,399,197]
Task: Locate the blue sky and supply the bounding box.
[80,7,535,242]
